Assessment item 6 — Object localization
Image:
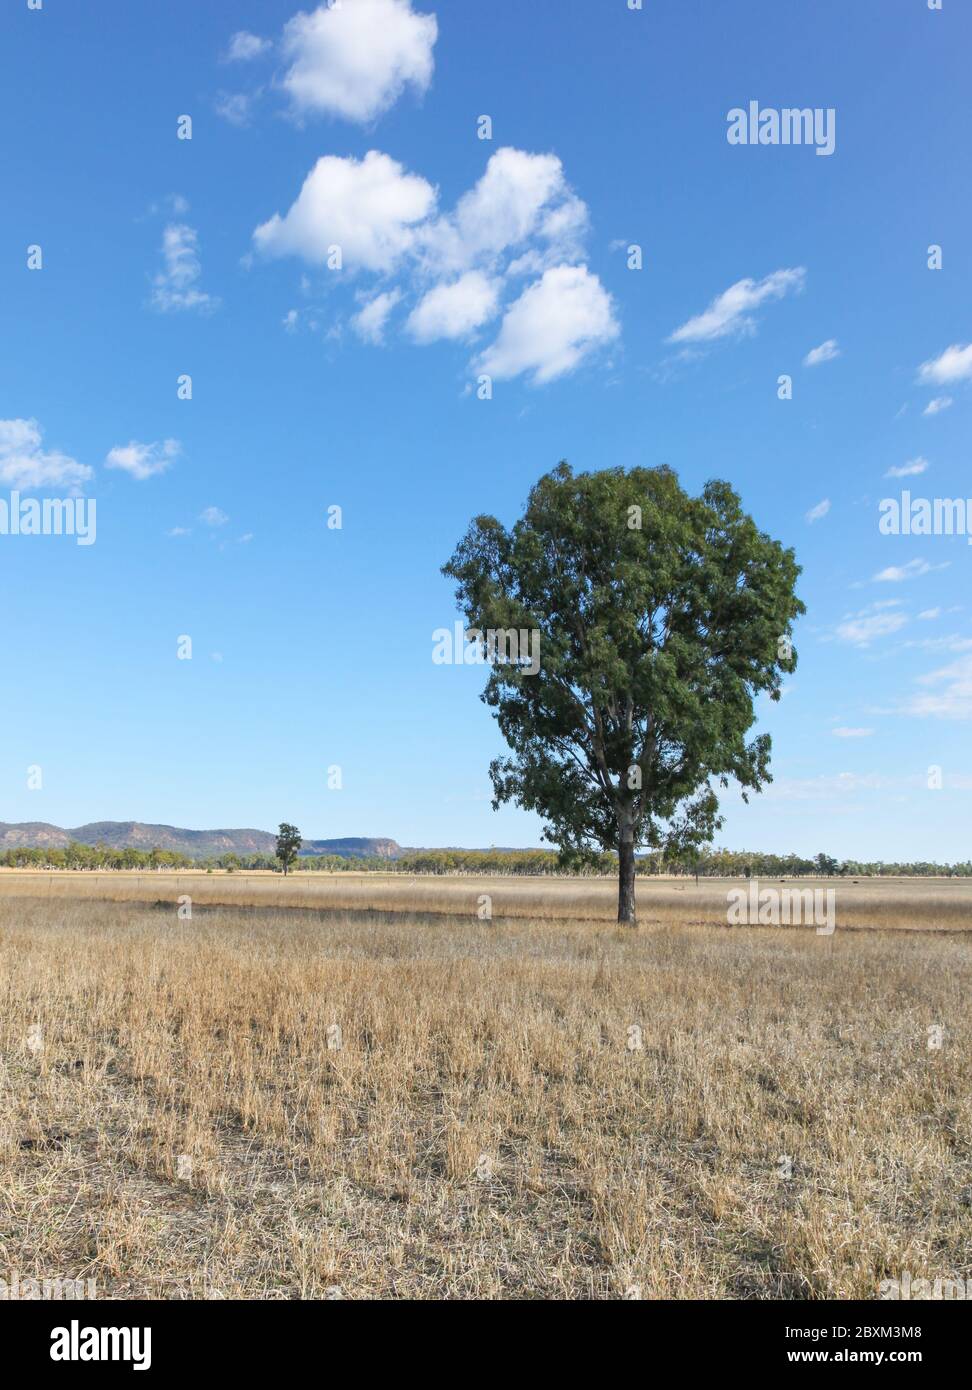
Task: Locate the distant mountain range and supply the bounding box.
[0,822,402,860]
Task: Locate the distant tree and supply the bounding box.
[275,823,302,876]
[444,462,803,924]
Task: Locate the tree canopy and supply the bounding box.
[443,462,805,922]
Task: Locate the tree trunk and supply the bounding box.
[618,834,637,925]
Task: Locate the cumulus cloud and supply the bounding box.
[253,150,435,272]
[803,338,840,367]
[917,343,972,386]
[254,143,613,384]
[923,396,953,415]
[476,264,618,385]
[351,288,403,343]
[200,506,229,527]
[805,498,830,523]
[151,224,218,313]
[0,418,92,490]
[668,267,805,344]
[281,0,437,124]
[105,439,180,481]
[223,31,270,62]
[406,271,500,342]
[420,148,585,274]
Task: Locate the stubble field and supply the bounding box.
[1,875,970,1299]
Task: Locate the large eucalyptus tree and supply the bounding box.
[443,463,803,923]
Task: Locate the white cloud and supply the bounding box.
[223,31,270,62]
[805,498,830,523]
[918,608,941,621]
[253,150,435,272]
[200,506,229,527]
[0,418,92,490]
[873,558,940,583]
[215,92,255,126]
[281,0,437,123]
[476,264,618,385]
[804,338,840,367]
[836,608,908,645]
[918,343,972,386]
[885,456,929,478]
[903,654,972,719]
[105,439,180,481]
[906,634,972,653]
[282,309,299,332]
[151,224,218,313]
[406,271,500,342]
[254,144,614,387]
[832,727,874,738]
[667,267,805,344]
[351,288,402,343]
[923,396,953,415]
[421,148,586,274]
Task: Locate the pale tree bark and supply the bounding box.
[617,814,637,925]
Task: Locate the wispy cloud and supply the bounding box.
[805,498,830,523]
[151,224,218,313]
[874,558,945,583]
[222,31,270,63]
[105,439,180,481]
[836,605,908,645]
[901,653,972,719]
[0,417,91,490]
[214,92,256,126]
[924,396,953,415]
[667,267,805,344]
[351,289,403,344]
[803,338,839,367]
[885,456,928,478]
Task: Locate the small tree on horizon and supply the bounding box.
[443,462,804,924]
[276,823,302,876]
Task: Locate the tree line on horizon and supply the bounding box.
[2,841,970,879]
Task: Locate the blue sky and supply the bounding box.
[2,0,970,858]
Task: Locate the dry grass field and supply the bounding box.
[2,879,971,1299]
[2,867,971,930]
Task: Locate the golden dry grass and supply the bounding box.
[2,867,971,930]
[1,894,970,1300]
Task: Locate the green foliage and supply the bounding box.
[1,843,967,878]
[275,823,302,875]
[443,462,806,919]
